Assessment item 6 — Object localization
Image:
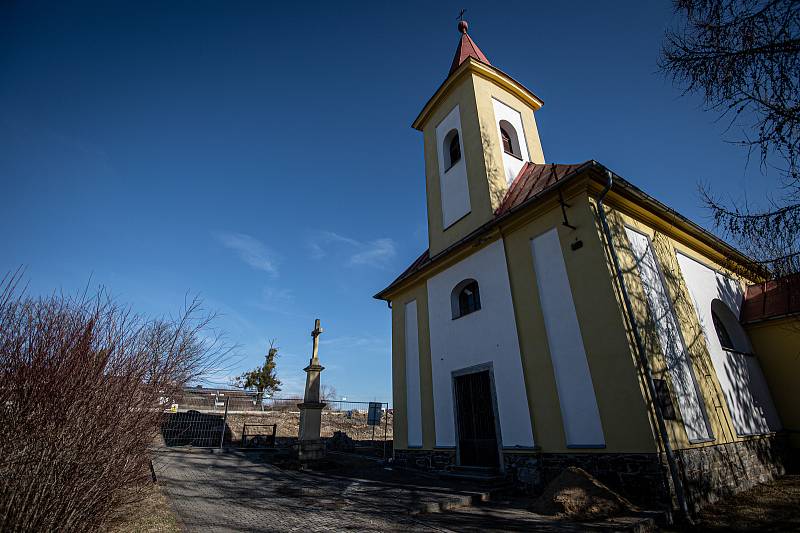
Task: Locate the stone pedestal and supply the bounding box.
[298,399,324,441]
[295,437,326,463]
[295,320,327,466]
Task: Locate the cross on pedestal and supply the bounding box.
[310,318,323,365]
[296,318,326,464]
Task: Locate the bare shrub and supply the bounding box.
[0,272,232,532]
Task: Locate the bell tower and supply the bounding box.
[414,20,546,256]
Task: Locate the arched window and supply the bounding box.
[711,309,734,350]
[443,129,461,170]
[451,279,481,319]
[710,298,753,354]
[498,120,522,159]
[501,127,513,153]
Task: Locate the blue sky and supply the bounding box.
[0,2,782,400]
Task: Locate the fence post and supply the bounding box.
[219,396,229,451]
[383,402,388,461]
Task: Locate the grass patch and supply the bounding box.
[107,482,180,533]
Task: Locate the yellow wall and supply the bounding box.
[746,317,800,448]
[390,282,436,450]
[390,183,662,454]
[471,73,545,209]
[390,124,789,458]
[422,70,544,257]
[423,73,493,258]
[388,180,787,457]
[502,189,657,453]
[599,194,765,451]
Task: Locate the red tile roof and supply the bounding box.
[379,162,588,294]
[495,162,590,216]
[741,273,800,323]
[449,32,491,76]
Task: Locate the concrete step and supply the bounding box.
[410,492,481,514]
[439,465,509,484]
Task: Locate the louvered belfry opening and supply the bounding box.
[454,370,499,467]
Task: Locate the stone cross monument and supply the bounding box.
[296,318,326,463]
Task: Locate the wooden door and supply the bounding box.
[454,370,499,468]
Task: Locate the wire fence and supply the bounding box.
[157,389,392,458]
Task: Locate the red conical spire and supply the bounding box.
[449,19,491,76]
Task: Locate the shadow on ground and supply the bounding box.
[667,474,800,532]
[151,448,661,532]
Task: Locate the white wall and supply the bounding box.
[404,300,423,447]
[625,228,712,442]
[676,252,781,435]
[531,228,605,447]
[435,105,471,228]
[427,239,534,448]
[492,98,529,184]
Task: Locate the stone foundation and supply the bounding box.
[506,451,668,506]
[393,448,456,471]
[676,434,788,511]
[394,434,789,513]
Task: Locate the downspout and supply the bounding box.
[596,170,691,522]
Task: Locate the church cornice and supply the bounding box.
[411,58,544,131]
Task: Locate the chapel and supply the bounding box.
[375,20,798,512]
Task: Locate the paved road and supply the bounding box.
[153,449,652,532]
[153,450,451,532]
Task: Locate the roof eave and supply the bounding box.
[374,160,766,301]
[589,166,765,279]
[373,162,593,301]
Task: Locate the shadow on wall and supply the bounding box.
[711,285,778,436]
[598,207,786,508]
[715,275,741,312]
[610,214,714,442]
[482,124,507,209]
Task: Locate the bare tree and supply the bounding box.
[0,271,233,532]
[320,383,338,402]
[661,0,800,275]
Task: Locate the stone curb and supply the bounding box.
[582,516,657,533]
[409,492,482,515]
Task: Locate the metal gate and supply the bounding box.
[160,397,229,448]
[157,389,392,457]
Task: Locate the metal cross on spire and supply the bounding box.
[456,9,469,34]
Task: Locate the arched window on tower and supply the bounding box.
[443,129,461,171]
[451,279,481,319]
[498,120,522,159]
[501,127,512,153]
